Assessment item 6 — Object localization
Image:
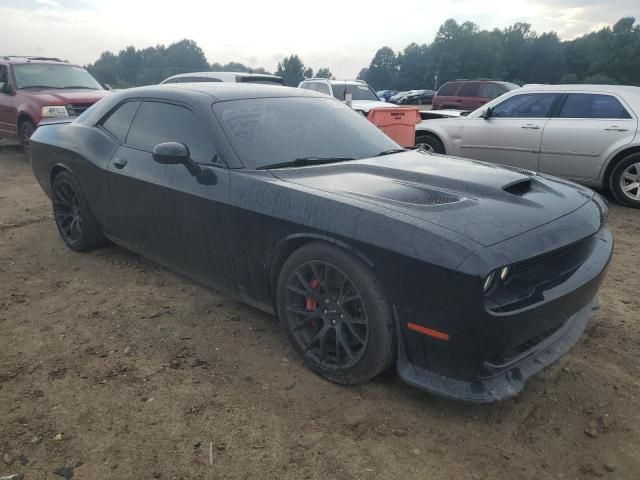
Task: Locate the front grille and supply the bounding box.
[514,245,572,273]
[493,323,563,366]
[65,103,94,116]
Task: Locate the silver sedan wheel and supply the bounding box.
[620,162,640,201]
[417,143,435,153]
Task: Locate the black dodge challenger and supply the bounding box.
[30,84,613,403]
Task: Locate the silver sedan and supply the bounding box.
[415,84,640,207]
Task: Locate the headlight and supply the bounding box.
[483,271,496,293]
[499,266,511,282]
[41,106,69,118]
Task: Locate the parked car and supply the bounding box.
[0,56,109,148]
[416,84,640,208]
[30,83,612,403]
[419,109,470,120]
[298,78,395,115]
[161,71,284,86]
[391,89,436,105]
[376,90,398,102]
[432,80,520,110]
[389,91,408,103]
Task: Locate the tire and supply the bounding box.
[52,171,107,251]
[415,133,445,154]
[276,242,395,385]
[609,153,640,208]
[19,120,36,151]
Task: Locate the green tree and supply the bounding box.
[316,67,334,79]
[275,54,310,86]
[86,51,119,86]
[364,46,398,90]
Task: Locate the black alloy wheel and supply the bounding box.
[284,260,369,369]
[53,177,83,246]
[277,242,394,385]
[52,171,107,251]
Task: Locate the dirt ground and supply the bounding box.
[1,140,639,480]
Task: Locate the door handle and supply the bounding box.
[604,126,629,132]
[113,158,128,169]
[521,124,541,129]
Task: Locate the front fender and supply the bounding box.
[415,122,462,155]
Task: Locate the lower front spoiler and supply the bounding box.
[396,297,598,403]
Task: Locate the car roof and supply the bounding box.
[129,83,324,101]
[161,71,283,83]
[301,79,369,86]
[1,56,78,66]
[521,83,640,94]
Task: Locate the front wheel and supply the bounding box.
[277,242,394,385]
[610,153,640,208]
[415,133,445,154]
[19,120,35,151]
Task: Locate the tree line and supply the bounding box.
[86,17,640,90]
[86,40,333,88]
[358,17,640,90]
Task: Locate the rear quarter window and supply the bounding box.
[437,82,460,96]
[101,101,140,143]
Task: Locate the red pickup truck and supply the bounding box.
[0,56,109,148]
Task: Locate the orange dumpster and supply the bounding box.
[367,107,421,147]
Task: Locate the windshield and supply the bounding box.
[239,76,284,86]
[14,64,103,90]
[331,83,379,101]
[213,97,398,169]
[502,82,521,91]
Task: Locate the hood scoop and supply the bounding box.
[503,179,533,196]
[343,181,462,207]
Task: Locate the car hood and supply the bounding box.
[270,151,595,247]
[21,89,109,104]
[351,100,398,113]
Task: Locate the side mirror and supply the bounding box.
[152,142,202,176]
[482,107,493,119]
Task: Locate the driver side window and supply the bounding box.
[125,101,221,165]
[492,93,560,118]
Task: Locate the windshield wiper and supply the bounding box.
[257,156,356,170]
[19,85,57,90]
[375,148,407,157]
[60,86,99,89]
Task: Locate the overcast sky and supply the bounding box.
[1,0,638,78]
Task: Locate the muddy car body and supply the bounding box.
[30,84,612,402]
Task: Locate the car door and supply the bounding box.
[539,92,637,182]
[106,99,233,289]
[459,92,561,171]
[0,65,17,137]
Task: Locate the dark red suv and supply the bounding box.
[432,80,520,110]
[0,56,109,147]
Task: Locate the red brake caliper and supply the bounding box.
[305,279,320,311]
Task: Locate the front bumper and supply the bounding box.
[397,297,597,403]
[395,226,612,403]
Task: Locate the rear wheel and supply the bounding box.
[52,171,107,251]
[415,133,445,154]
[277,242,394,385]
[19,120,35,151]
[610,153,640,208]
